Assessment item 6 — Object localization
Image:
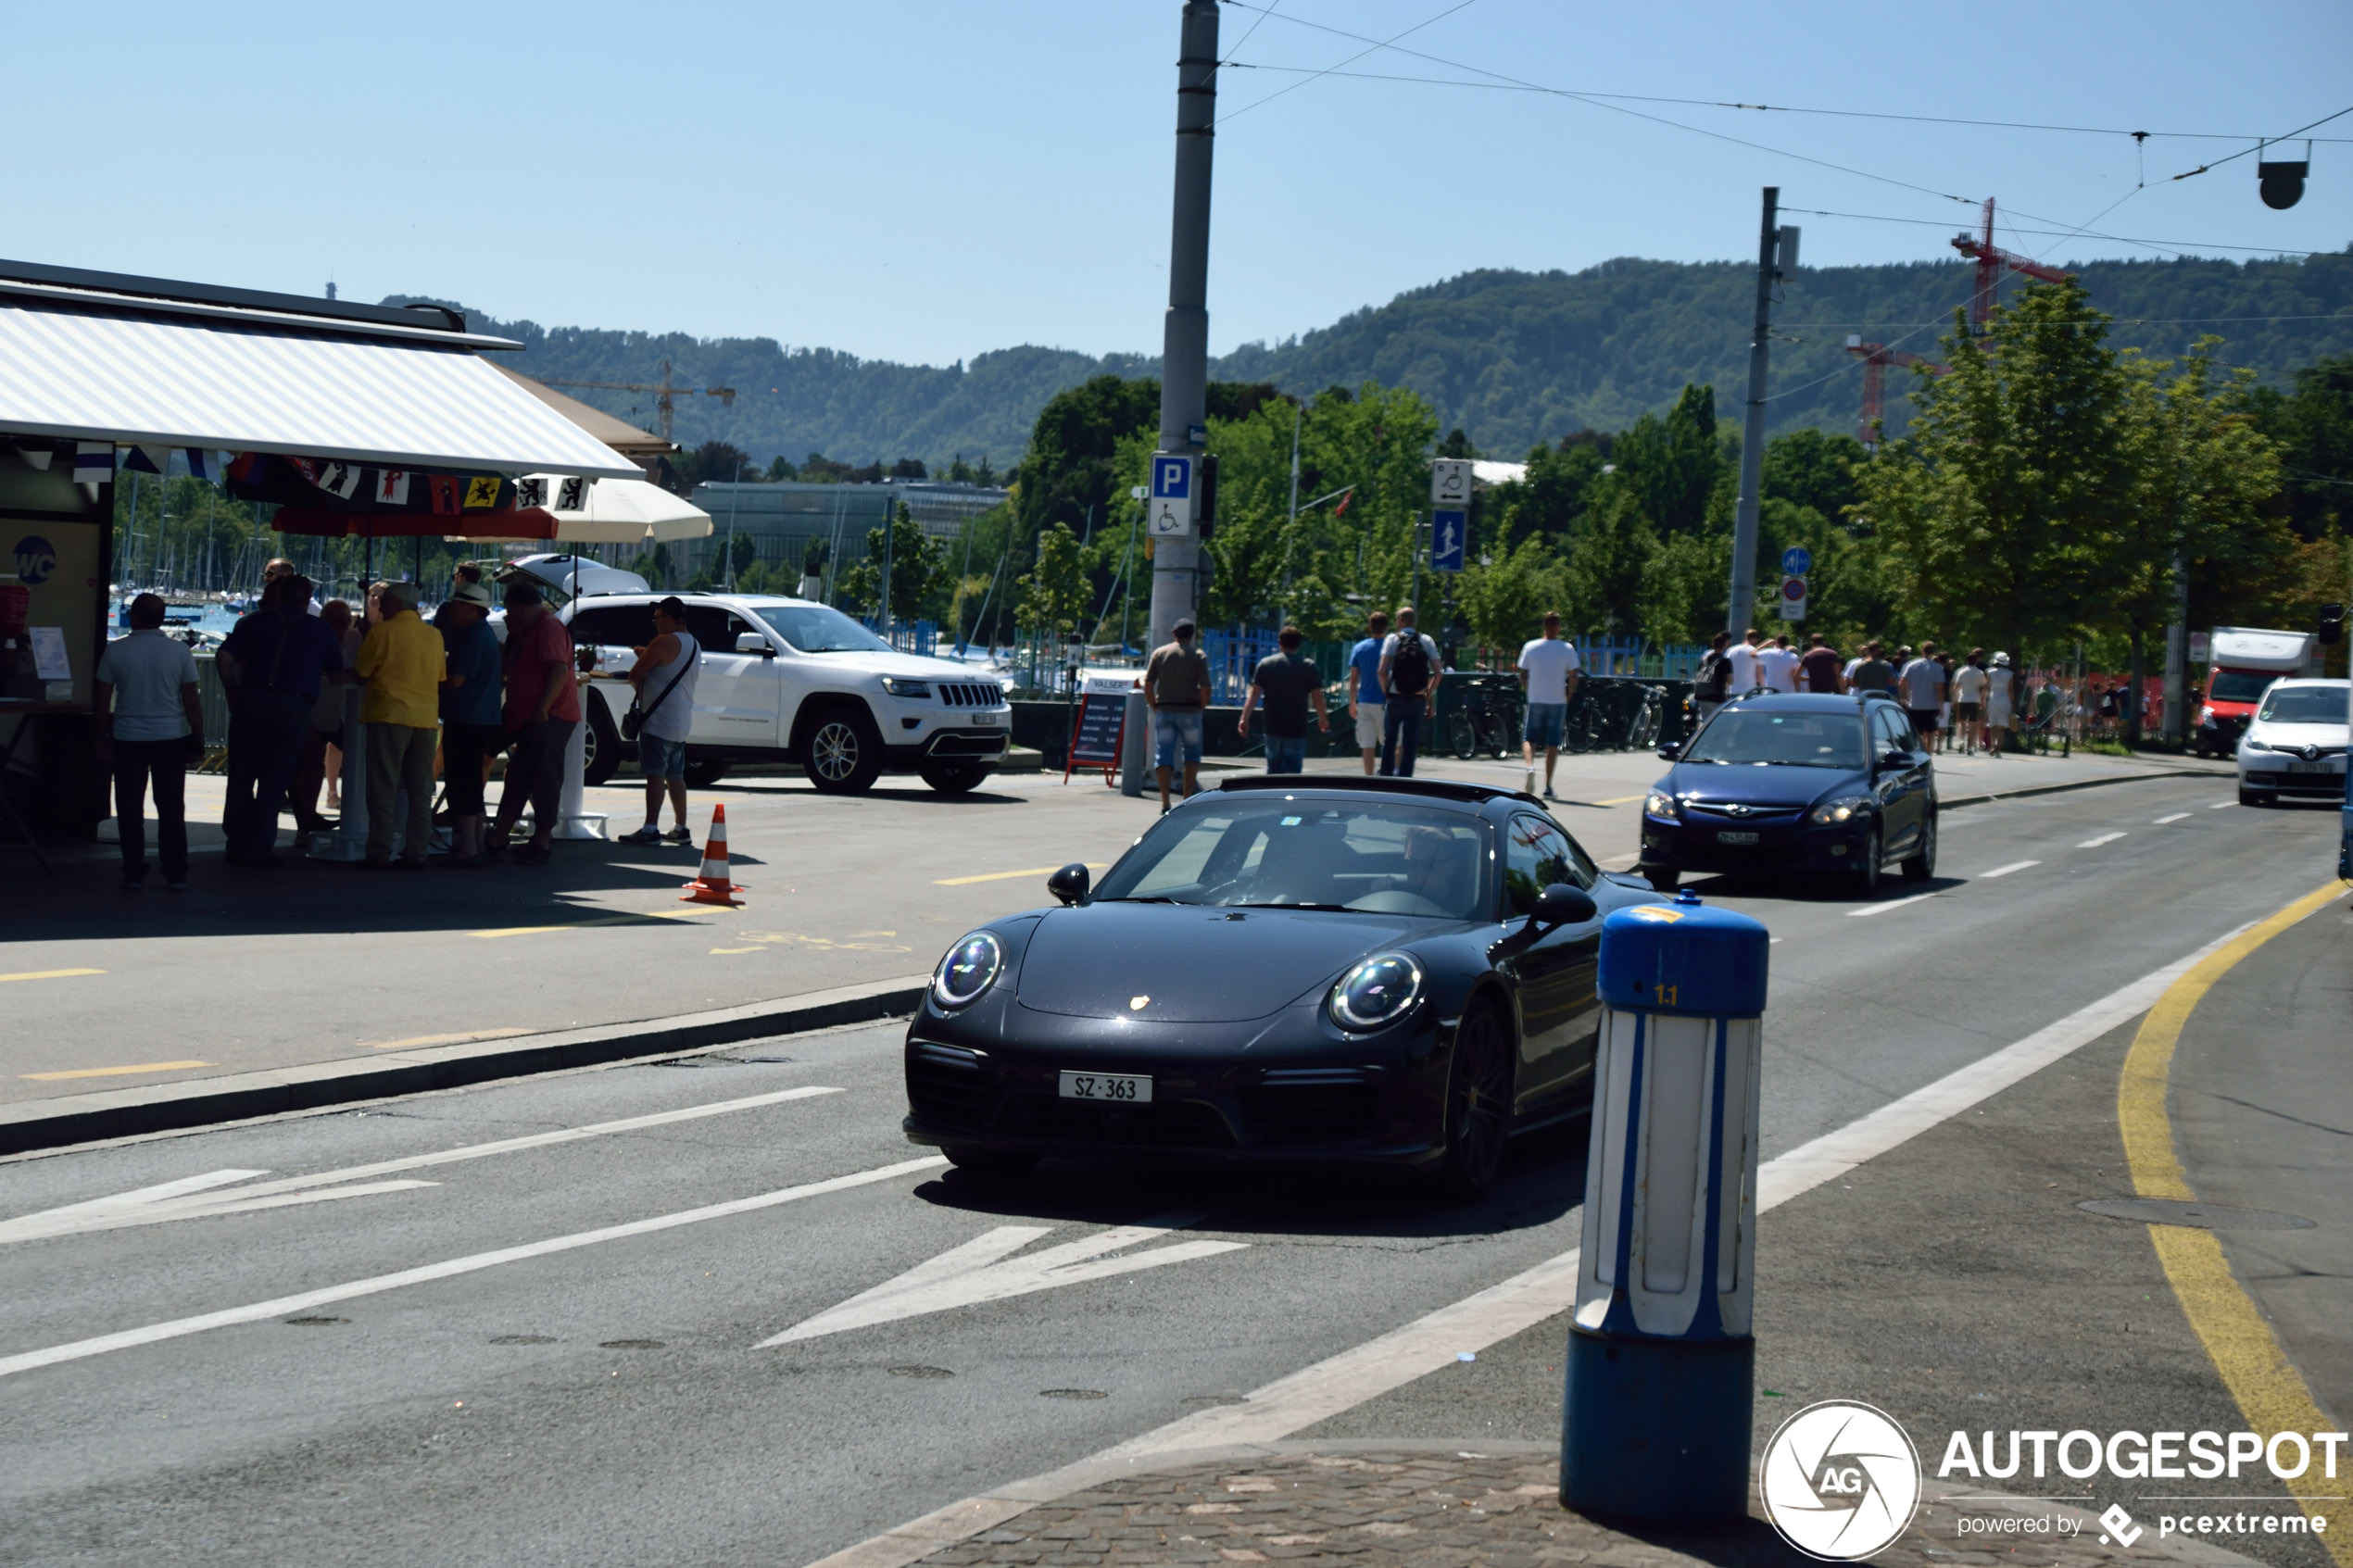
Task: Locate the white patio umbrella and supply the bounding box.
[498,474,713,544]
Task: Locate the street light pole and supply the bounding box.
[1727,186,1781,639]
[1146,0,1218,654]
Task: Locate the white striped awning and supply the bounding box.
[0,299,641,479]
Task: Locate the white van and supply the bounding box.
[2234,677,2349,807]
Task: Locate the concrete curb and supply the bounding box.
[0,973,930,1159]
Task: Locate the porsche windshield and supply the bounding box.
[1092,801,1489,919]
[1682,709,1869,768]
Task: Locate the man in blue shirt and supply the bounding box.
[434,583,503,865]
[218,574,346,865]
[1344,610,1390,776]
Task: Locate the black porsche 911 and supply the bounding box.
[901,775,1666,1198]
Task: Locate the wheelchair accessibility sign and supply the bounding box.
[1149,454,1195,537]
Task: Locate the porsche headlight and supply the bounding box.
[1642,789,1680,822]
[1328,953,1424,1032]
[1809,794,1872,825]
[932,931,1002,1009]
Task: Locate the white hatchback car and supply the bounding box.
[2235,676,2349,806]
[561,592,1013,795]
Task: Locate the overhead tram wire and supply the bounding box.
[1212,43,2353,147]
[2168,104,2353,182]
[1218,0,1282,65]
[1216,0,1483,126]
[1778,207,2339,259]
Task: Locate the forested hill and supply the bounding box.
[393,245,2352,468]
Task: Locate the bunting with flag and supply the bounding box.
[73,443,115,483]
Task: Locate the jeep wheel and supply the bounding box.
[582,703,623,786]
[920,759,988,795]
[802,707,883,794]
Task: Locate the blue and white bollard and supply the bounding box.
[1561,889,1768,1524]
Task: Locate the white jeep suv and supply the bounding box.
[561,592,1012,795]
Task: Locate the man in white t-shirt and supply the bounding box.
[1898,641,1946,745]
[1949,651,1988,755]
[1515,611,1581,799]
[1724,627,1763,695]
[94,594,205,891]
[1376,604,1444,777]
[1755,633,1801,694]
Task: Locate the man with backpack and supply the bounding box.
[1376,603,1443,777]
[1692,631,1733,723]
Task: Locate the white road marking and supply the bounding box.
[0,1156,947,1382]
[2208,801,2233,809]
[2077,832,2127,847]
[809,915,2286,1568]
[1844,891,1937,918]
[758,1212,1249,1347]
[0,1085,843,1246]
[2152,812,2191,824]
[1976,860,2040,880]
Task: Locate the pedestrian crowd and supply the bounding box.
[93,557,703,890]
[1690,626,2059,756]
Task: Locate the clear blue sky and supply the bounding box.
[10,1,2347,366]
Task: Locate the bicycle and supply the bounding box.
[1447,684,1517,759]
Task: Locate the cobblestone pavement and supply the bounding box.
[918,1448,2250,1568]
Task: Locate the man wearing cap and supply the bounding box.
[434,583,502,866]
[1144,617,1211,812]
[488,583,583,864]
[354,579,446,870]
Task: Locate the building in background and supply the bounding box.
[679,480,1008,589]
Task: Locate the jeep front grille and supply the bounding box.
[938,682,1003,709]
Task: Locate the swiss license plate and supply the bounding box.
[1716,830,1760,846]
[972,711,1001,725]
[2285,759,2335,773]
[1059,1071,1151,1104]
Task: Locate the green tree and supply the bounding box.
[1856,281,2142,657]
[1015,522,1088,637]
[727,532,759,583]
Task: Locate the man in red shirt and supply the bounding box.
[488,584,582,865]
[1798,633,1843,694]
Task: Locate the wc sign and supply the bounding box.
[1148,453,1195,538]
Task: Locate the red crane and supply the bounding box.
[1845,335,1949,448]
[1950,197,2071,331]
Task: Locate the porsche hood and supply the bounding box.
[1013,903,1413,1023]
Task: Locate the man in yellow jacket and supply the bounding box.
[354,580,447,869]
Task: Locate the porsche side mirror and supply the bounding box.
[1533,883,1597,927]
[1047,862,1090,906]
[1655,741,1681,761]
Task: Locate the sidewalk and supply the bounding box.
[885,1444,2262,1568]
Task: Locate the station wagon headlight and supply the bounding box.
[1642,789,1679,821]
[1328,953,1424,1033]
[881,676,932,698]
[932,931,1002,1009]
[1809,794,1872,825]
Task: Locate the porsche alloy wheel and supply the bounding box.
[1436,1001,1512,1202]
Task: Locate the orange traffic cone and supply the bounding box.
[681,804,746,907]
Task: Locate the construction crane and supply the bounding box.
[536,359,736,445]
[1845,337,1951,449]
[1950,197,2071,332]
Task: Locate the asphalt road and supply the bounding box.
[0,774,2340,1567]
[3,745,2201,1102]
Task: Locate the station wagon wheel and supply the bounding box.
[1900,811,1937,881]
[1435,999,1512,1202]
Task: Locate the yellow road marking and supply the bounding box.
[21,1060,210,1082]
[2119,880,2347,1562]
[469,909,711,939]
[0,968,106,985]
[1592,795,1646,806]
[935,863,1108,886]
[360,1028,534,1051]
[710,947,764,955]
